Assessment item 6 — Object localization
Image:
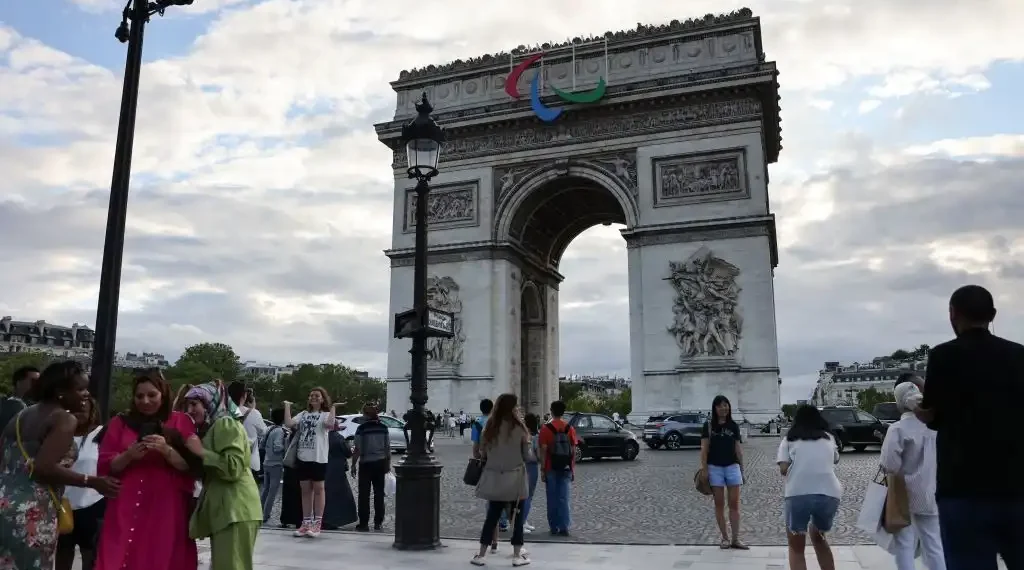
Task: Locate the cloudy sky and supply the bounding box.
[2,0,1022,403]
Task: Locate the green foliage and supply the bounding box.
[888,344,930,361]
[242,363,385,416]
[176,342,241,382]
[559,382,631,418]
[856,387,894,413]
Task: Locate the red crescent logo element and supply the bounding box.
[505,53,544,99]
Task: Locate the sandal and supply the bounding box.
[731,539,749,550]
[720,539,731,549]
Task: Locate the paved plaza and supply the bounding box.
[206,530,991,570]
[269,434,885,545]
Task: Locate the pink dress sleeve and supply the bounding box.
[170,411,196,440]
[97,416,126,477]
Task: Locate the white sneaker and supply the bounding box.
[293,521,310,537]
[470,555,486,566]
[524,522,535,532]
[512,554,531,567]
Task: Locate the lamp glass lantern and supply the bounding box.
[402,93,445,180]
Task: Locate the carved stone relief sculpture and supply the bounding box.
[653,151,747,206]
[426,276,466,368]
[665,247,743,362]
[586,152,638,199]
[405,183,478,231]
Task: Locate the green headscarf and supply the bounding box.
[185,380,239,423]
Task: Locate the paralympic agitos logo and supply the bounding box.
[505,52,608,123]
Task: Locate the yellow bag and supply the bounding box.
[16,412,75,535]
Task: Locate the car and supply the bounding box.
[819,406,887,453]
[336,414,435,454]
[642,411,707,450]
[871,402,901,425]
[563,412,640,462]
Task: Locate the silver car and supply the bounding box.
[336,414,434,454]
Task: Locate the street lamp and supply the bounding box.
[90,0,194,420]
[392,93,446,551]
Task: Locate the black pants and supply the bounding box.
[357,459,388,526]
[479,500,525,546]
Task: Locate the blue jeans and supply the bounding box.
[545,469,572,532]
[521,462,540,523]
[937,497,1024,570]
[260,464,283,522]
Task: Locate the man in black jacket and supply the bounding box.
[917,285,1024,570]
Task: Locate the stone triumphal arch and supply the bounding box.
[376,9,783,422]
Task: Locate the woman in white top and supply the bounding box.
[55,397,106,570]
[880,378,945,570]
[283,387,342,538]
[776,405,842,570]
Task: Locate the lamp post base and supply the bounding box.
[392,457,443,550]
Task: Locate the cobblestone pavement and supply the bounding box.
[268,435,882,545]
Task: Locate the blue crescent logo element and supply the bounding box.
[529,72,562,123]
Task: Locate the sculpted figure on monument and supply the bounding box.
[408,186,475,227]
[666,247,743,360]
[426,276,466,366]
[660,157,740,199]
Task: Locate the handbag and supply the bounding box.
[694,468,712,496]
[463,457,485,486]
[856,466,888,535]
[282,430,299,468]
[884,473,911,533]
[15,412,74,535]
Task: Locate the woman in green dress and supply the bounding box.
[182,381,262,570]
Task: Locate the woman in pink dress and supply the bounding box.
[95,370,198,570]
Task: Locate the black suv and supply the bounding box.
[819,406,886,453]
[564,412,640,462]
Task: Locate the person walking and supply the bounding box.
[700,394,748,549]
[916,284,1024,570]
[776,405,841,570]
[55,396,107,570]
[183,381,262,570]
[0,361,119,570]
[351,403,390,532]
[471,393,531,567]
[539,400,576,536]
[259,409,287,524]
[519,413,541,534]
[283,388,342,538]
[881,380,945,570]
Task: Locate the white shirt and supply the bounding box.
[776,434,843,499]
[295,411,330,464]
[880,413,938,515]
[65,426,104,510]
[237,405,267,471]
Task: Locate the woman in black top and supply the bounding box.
[700,395,747,549]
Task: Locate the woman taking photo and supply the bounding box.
[55,396,107,570]
[700,395,747,549]
[95,370,197,570]
[283,387,342,538]
[0,361,119,570]
[776,405,841,570]
[182,381,262,570]
[471,393,531,567]
[880,380,945,570]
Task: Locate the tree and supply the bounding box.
[559,382,583,402]
[175,343,241,383]
[780,403,799,420]
[856,387,894,413]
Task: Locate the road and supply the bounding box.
[267,434,882,545]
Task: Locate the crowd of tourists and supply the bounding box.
[0,364,392,570]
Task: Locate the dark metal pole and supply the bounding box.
[90,0,148,420]
[393,176,443,550]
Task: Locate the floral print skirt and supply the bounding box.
[0,439,58,570]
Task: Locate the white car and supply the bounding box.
[335,414,434,454]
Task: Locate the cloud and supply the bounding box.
[3,0,1024,406]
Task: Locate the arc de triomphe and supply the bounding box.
[376,9,783,423]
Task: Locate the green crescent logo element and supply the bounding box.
[507,50,608,122]
[551,78,607,104]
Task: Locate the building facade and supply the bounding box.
[0,316,95,359]
[811,358,926,406]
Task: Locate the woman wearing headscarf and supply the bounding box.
[182,381,262,570]
[321,429,358,530]
[880,379,945,570]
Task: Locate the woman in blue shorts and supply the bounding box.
[700,395,748,549]
[776,404,841,570]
